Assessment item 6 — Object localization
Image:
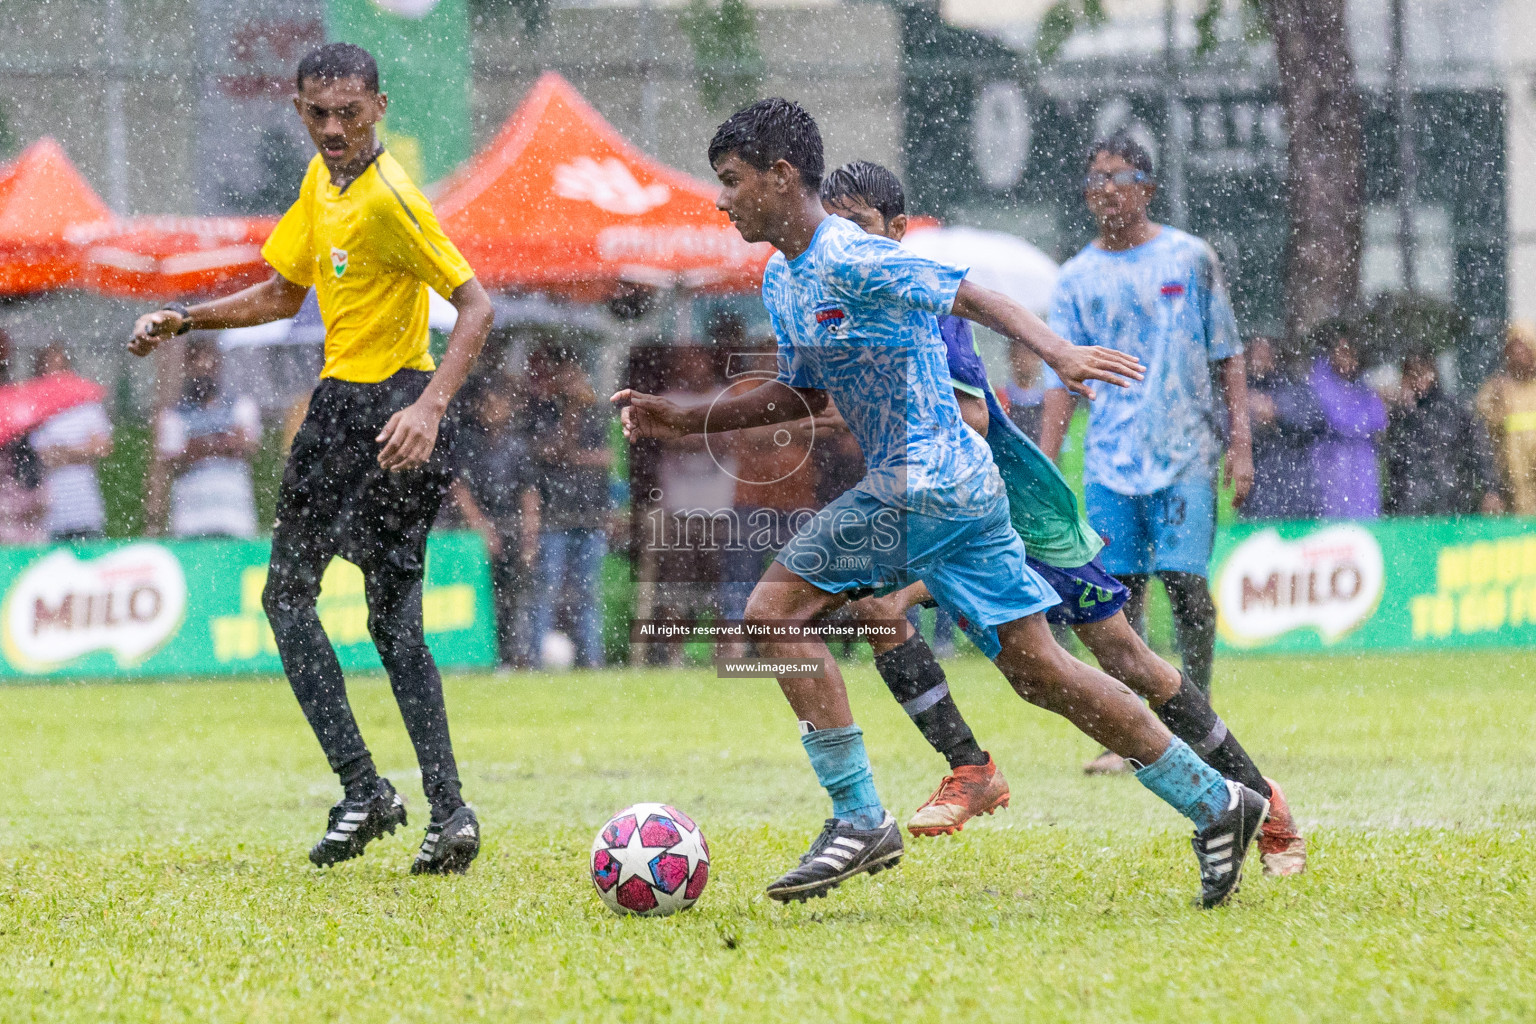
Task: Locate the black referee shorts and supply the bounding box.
[273,368,456,577]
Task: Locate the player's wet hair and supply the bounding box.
[296,42,380,95]
[708,98,824,191]
[1085,133,1155,179]
[820,161,906,221]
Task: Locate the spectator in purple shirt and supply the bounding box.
[1306,320,1386,519]
[1243,335,1324,520]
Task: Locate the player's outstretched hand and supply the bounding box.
[128,310,186,357]
[376,400,440,472]
[1049,345,1145,400]
[610,389,691,441]
[1224,446,1255,508]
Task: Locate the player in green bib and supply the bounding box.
[818,161,1306,876]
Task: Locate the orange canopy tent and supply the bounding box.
[69,214,279,301]
[0,138,113,295]
[435,72,770,300]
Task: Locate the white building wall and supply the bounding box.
[1502,0,1536,326]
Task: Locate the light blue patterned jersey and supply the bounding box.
[763,215,1003,520]
[1045,226,1242,495]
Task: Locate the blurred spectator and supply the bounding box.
[720,365,817,645]
[146,337,262,538]
[1002,338,1045,442]
[810,395,865,507]
[29,342,112,541]
[527,345,611,669]
[1475,323,1536,515]
[1306,321,1386,520]
[1243,336,1324,520]
[451,374,538,669]
[0,330,44,543]
[1383,347,1502,517]
[653,346,735,665]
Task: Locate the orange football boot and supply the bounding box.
[906,757,1010,837]
[1257,776,1307,876]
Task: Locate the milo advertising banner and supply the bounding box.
[1212,517,1536,654]
[0,533,494,681]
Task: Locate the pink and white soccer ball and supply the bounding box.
[590,803,710,917]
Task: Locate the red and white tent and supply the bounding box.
[68,215,278,301]
[435,72,770,300]
[0,138,113,295]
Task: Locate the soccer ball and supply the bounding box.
[590,803,710,917]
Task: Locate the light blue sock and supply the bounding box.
[800,724,885,829]
[1133,737,1231,832]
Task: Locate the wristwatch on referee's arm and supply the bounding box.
[160,301,194,335]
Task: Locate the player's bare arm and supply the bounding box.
[376,277,494,472]
[1038,388,1077,462]
[611,379,827,442]
[950,280,1144,400]
[128,273,309,357]
[1216,353,1254,507]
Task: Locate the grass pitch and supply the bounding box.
[3,651,1534,1022]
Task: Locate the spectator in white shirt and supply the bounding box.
[29,343,113,541]
[146,337,262,538]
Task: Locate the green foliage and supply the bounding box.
[100,422,151,538]
[679,0,765,112]
[1034,0,1106,63]
[1196,0,1271,55]
[3,653,1535,1020]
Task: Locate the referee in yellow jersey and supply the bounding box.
[131,43,494,875]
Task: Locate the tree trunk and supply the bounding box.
[1262,0,1365,346]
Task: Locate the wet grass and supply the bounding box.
[2,651,1534,1022]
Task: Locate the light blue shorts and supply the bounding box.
[1085,477,1217,577]
[775,488,1059,658]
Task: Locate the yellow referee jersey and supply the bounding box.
[262,151,476,383]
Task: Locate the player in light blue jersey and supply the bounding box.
[614,100,1270,909]
[1040,135,1254,712]
[816,160,1304,877]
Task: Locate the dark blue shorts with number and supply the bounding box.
[1026,555,1129,627]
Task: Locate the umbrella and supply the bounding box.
[902,226,1059,315]
[0,372,106,446]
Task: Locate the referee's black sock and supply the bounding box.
[1161,571,1216,696]
[367,569,467,823]
[874,633,989,770]
[340,755,380,802]
[1153,673,1270,798]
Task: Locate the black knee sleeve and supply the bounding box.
[874,634,987,770]
[1155,673,1269,797]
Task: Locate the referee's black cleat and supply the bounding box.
[308,778,408,867]
[766,812,903,903]
[411,806,481,875]
[1193,780,1270,909]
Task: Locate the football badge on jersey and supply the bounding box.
[330,246,349,279]
[814,302,850,339]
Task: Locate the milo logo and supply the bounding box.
[1,544,188,671]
